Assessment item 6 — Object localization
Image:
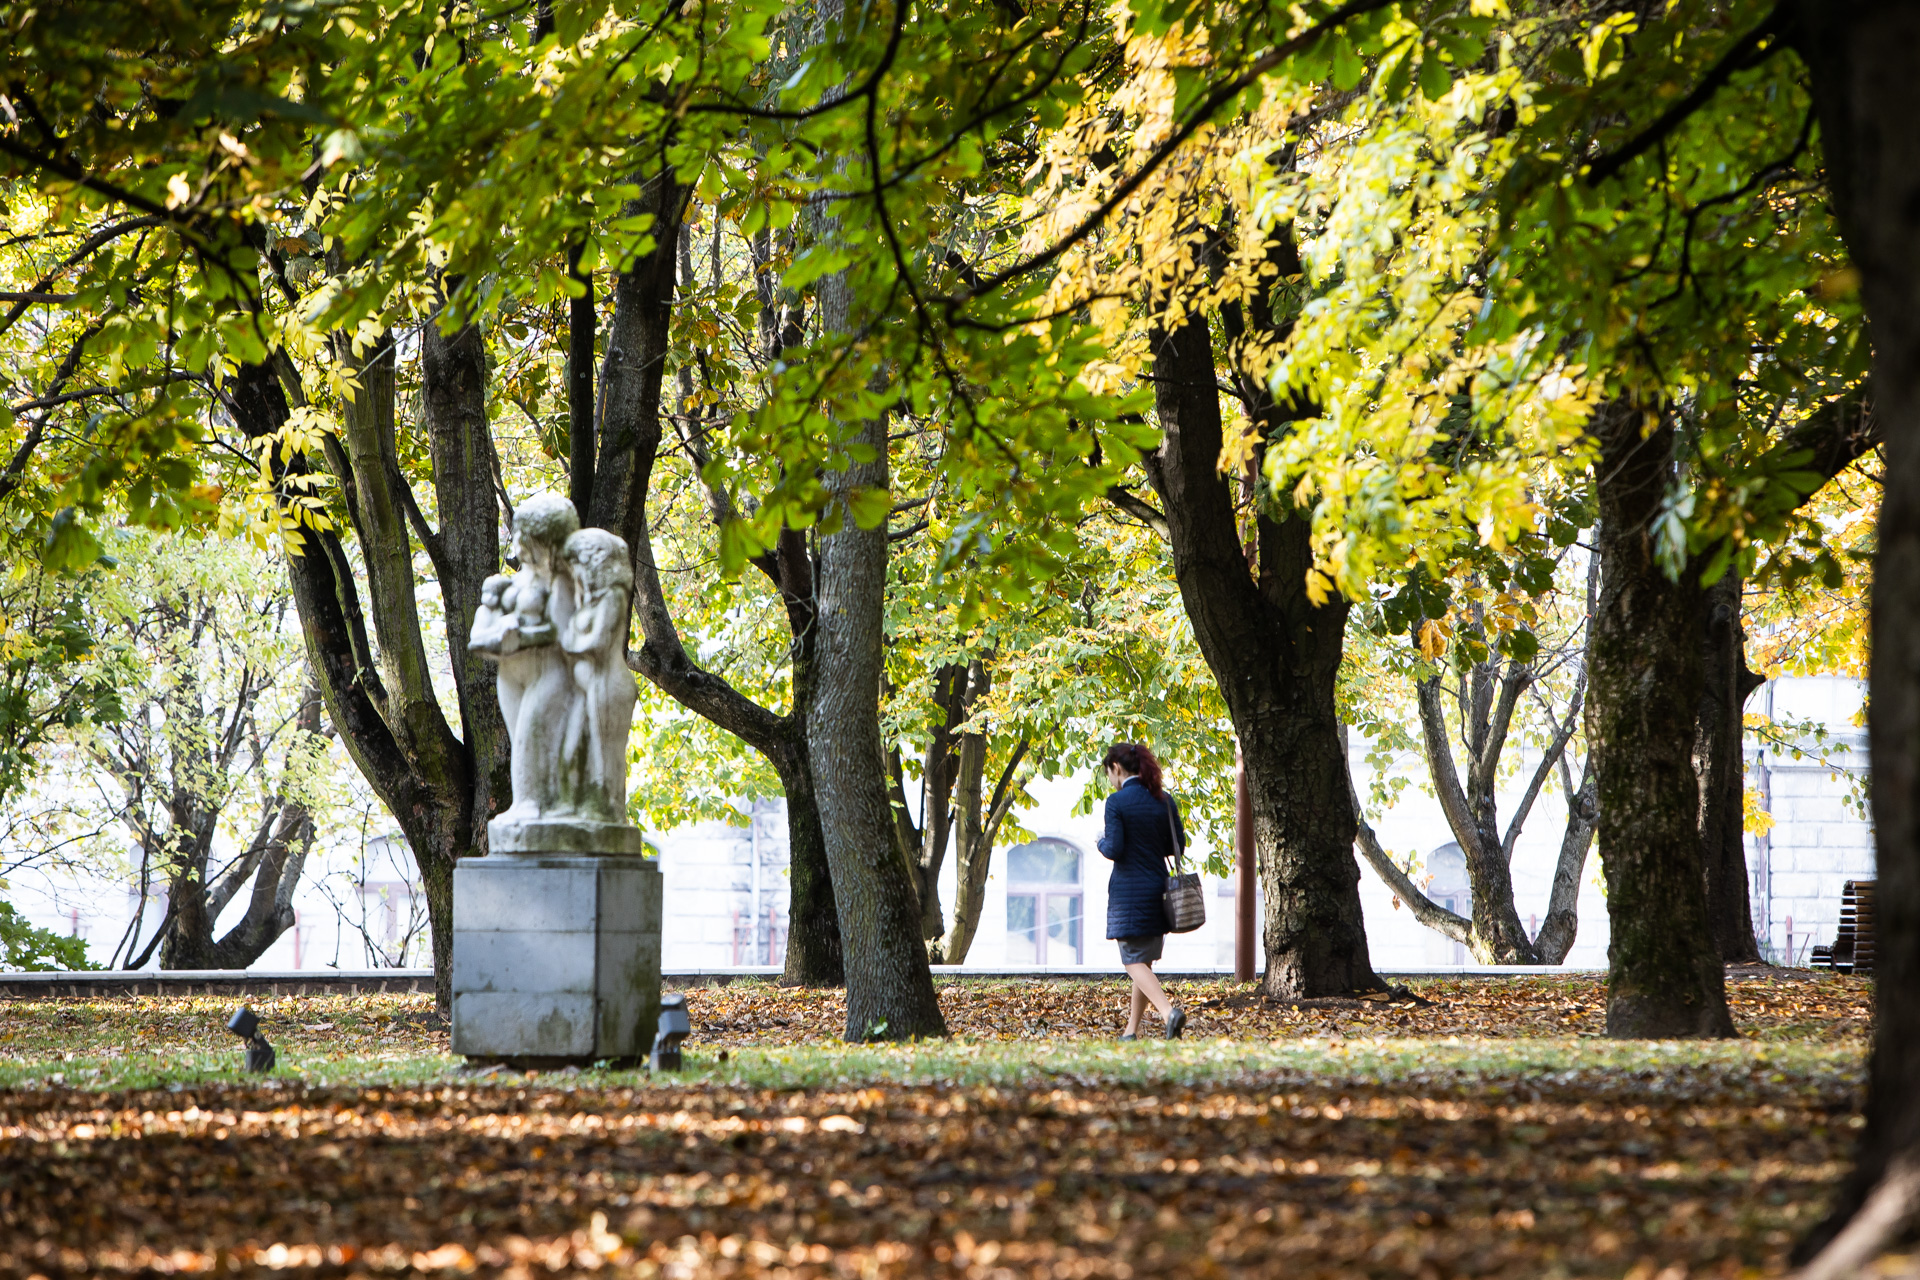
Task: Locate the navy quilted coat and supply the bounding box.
[1099,777,1187,939]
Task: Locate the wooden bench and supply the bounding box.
[1810,880,1876,975]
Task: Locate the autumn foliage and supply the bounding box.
[0,977,1883,1278]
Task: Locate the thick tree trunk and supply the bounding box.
[422,316,510,845]
[1587,398,1735,1039]
[1146,310,1380,998]
[1790,3,1920,1264]
[806,414,947,1038]
[800,86,946,1033]
[157,819,218,971]
[1694,570,1764,963]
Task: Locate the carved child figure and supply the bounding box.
[561,527,638,820]
[470,495,579,823]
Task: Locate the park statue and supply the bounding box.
[468,494,646,855]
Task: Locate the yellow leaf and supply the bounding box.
[1417,619,1447,662]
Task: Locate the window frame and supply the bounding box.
[1005,837,1086,966]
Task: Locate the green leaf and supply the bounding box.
[845,486,892,530]
[1332,38,1365,92]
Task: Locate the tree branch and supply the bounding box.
[1348,752,1469,943]
[1105,485,1169,537]
[1584,8,1784,187]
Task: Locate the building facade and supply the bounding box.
[10,677,1872,973]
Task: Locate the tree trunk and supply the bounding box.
[806,410,947,1037]
[1414,672,1542,963]
[1694,570,1764,963]
[770,726,845,985]
[1789,3,1920,1263]
[1587,398,1735,1038]
[156,818,219,970]
[422,315,511,845]
[1534,757,1597,964]
[593,166,844,986]
[1146,308,1380,998]
[799,72,947,1033]
[938,738,1030,965]
[160,682,326,970]
[227,357,480,1011]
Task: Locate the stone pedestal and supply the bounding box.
[451,854,662,1063]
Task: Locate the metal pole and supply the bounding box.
[1234,744,1255,982]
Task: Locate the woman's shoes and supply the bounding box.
[1119,1032,1139,1041]
[1164,1006,1187,1040]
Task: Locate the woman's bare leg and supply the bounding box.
[1124,983,1148,1036]
[1125,962,1174,1021]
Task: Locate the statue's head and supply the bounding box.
[511,495,581,568]
[565,527,633,594]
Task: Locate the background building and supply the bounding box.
[6,676,1872,973]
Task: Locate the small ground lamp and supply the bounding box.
[225,1005,277,1073]
[651,994,690,1071]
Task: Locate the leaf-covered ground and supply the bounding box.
[0,974,1883,1278]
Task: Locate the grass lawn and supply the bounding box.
[0,974,1881,1278]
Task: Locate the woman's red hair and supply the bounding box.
[1101,742,1164,799]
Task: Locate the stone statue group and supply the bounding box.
[469,495,642,853]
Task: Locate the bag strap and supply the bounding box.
[1163,793,1187,874]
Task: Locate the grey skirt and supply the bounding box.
[1117,934,1164,966]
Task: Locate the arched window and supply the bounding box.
[1006,838,1083,965]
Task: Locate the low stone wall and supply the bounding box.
[2,964,1624,998]
[0,970,436,999]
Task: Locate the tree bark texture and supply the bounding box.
[1145,310,1380,999]
[805,409,947,1037]
[1587,398,1735,1039]
[422,317,510,845]
[799,295,944,1032]
[1693,570,1764,964]
[1789,1,1920,1259]
[797,72,947,1034]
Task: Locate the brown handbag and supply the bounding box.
[1162,794,1206,934]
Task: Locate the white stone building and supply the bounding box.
[653,674,1870,973]
[8,676,1873,974]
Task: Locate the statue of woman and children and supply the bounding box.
[468,495,647,855]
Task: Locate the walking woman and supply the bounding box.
[1098,742,1188,1040]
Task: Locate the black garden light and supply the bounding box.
[650,994,690,1072]
[225,1005,277,1074]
